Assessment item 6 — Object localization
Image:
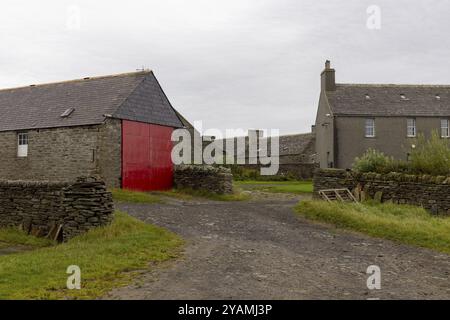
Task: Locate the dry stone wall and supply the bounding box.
[0,176,114,241]
[313,169,450,215]
[174,165,233,194]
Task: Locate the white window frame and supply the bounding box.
[441,119,450,138]
[365,118,375,138]
[407,118,416,137]
[17,132,28,157]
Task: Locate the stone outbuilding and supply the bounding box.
[0,70,191,190]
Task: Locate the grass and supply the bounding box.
[0,229,54,249]
[295,200,450,254]
[236,180,313,194]
[159,188,251,202]
[111,188,163,204]
[0,211,183,299]
[111,187,250,203]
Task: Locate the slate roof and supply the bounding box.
[326,84,450,117]
[278,133,315,156]
[217,132,315,158]
[0,71,184,132]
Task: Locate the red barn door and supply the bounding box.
[122,120,174,191]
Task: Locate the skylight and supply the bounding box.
[61,108,75,118]
[365,94,371,100]
[436,94,441,100]
[400,94,408,100]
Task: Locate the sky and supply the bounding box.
[0,0,449,136]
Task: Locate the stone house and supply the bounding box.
[315,61,450,169]
[0,71,191,190]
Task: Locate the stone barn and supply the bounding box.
[0,71,190,191]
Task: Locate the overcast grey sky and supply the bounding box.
[1,0,449,135]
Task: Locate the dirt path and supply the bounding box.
[105,193,450,300]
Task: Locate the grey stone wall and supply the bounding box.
[314,91,335,169]
[334,116,442,169]
[0,125,99,181]
[174,165,233,194]
[313,169,450,215]
[0,121,122,188]
[239,163,318,179]
[97,119,122,188]
[0,176,114,241]
[277,163,318,179]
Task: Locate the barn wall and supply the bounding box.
[0,121,123,188]
[98,118,122,188]
[0,125,100,181]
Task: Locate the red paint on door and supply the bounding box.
[122,120,174,191]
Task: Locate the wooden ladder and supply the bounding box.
[318,188,357,203]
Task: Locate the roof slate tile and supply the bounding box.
[327,84,450,117]
[0,71,183,132]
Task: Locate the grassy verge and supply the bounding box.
[0,229,54,249]
[112,187,250,203]
[295,200,450,254]
[0,211,183,299]
[236,180,313,194]
[159,188,251,201]
[111,188,163,204]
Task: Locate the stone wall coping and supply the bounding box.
[0,180,70,188]
[314,169,450,185]
[176,165,232,174]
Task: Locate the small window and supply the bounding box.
[17,133,28,157]
[407,118,416,137]
[441,119,450,138]
[365,119,375,137]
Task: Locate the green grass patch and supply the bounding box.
[159,188,251,202]
[295,200,450,254]
[0,211,183,299]
[0,229,54,249]
[236,180,313,194]
[111,188,163,204]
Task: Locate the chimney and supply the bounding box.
[321,60,336,92]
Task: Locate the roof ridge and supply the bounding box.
[277,132,314,138]
[0,70,152,93]
[337,83,450,88]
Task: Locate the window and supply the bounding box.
[441,119,450,138]
[61,108,75,118]
[17,133,28,157]
[407,118,416,137]
[365,119,375,137]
